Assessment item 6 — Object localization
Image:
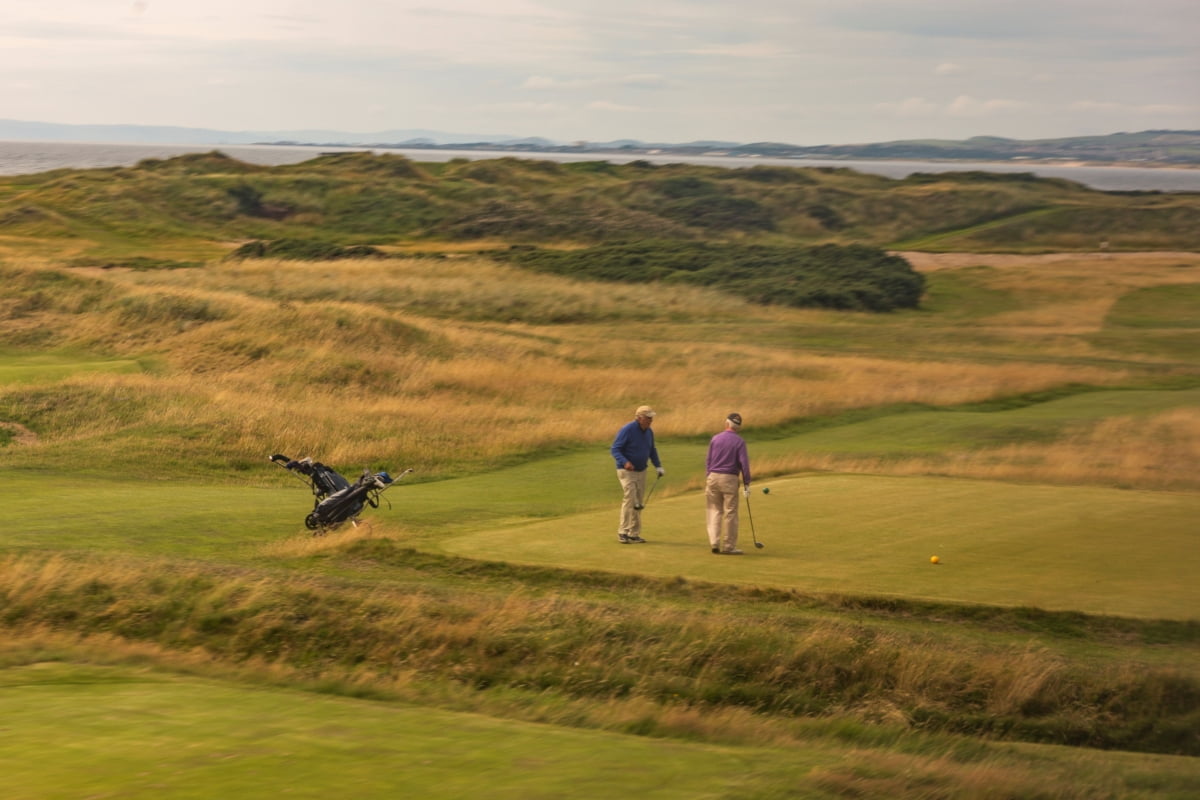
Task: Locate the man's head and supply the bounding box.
[636,405,656,428]
[726,412,742,430]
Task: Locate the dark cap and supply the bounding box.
[727,413,742,427]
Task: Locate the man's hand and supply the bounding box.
[743,486,750,498]
[656,467,665,477]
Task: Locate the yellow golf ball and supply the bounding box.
[930,555,940,564]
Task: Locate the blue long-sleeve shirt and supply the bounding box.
[706,429,751,485]
[611,420,661,471]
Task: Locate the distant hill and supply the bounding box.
[1,119,1198,165]
[3,149,1198,257]
[723,131,1200,166]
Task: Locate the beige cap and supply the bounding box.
[635,405,656,418]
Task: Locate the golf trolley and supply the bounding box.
[270,453,412,534]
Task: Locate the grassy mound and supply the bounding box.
[3,152,1199,258]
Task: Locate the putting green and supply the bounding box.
[438,474,1200,620]
[4,385,1197,619]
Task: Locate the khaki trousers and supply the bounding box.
[705,472,741,550]
[617,469,647,537]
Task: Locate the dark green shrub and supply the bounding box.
[226,239,385,260]
[495,241,925,311]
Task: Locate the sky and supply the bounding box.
[2,0,1197,145]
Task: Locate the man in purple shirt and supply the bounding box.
[705,412,751,554]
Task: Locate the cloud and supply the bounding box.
[522,76,585,90]
[682,40,794,59]
[522,74,668,91]
[946,95,1028,117]
[1071,100,1191,114]
[825,0,1198,49]
[2,0,1197,144]
[587,100,641,113]
[875,95,1029,119]
[875,97,941,117]
[478,101,567,114]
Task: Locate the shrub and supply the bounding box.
[226,239,385,261]
[494,241,925,311]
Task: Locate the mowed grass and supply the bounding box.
[441,472,1200,619]
[0,349,144,384]
[0,662,813,800]
[1,472,299,558]
[5,386,1198,619]
[7,661,1199,800]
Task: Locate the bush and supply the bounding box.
[495,241,925,311]
[226,239,386,261]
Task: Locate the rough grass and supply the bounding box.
[1,246,1199,796]
[5,252,1196,479]
[3,549,1198,757]
[6,656,1197,800]
[4,153,1200,254]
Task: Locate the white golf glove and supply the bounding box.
[656,467,664,477]
[743,486,750,498]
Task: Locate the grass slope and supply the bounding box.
[1,232,1199,795]
[7,662,1199,800]
[0,663,803,800]
[3,152,1200,256]
[6,387,1198,621]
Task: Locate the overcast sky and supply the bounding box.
[3,0,1197,144]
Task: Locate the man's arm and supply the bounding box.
[611,424,631,468]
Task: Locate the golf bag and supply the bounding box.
[270,454,410,533]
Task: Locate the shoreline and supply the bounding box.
[2,139,1198,191]
[258,141,1200,171]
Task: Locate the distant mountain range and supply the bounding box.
[2,119,1197,165]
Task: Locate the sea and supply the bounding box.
[2,139,1199,193]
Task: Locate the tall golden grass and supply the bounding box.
[2,252,1196,481]
[750,407,1200,491]
[3,550,1194,756]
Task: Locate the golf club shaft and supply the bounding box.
[639,474,660,509]
[745,491,763,548]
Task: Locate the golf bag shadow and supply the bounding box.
[270,454,410,534]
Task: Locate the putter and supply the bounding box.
[635,474,660,510]
[745,491,765,549]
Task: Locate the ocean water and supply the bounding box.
[1,139,1198,192]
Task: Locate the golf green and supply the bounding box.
[437,474,1200,620]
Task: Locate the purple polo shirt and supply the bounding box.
[706,429,751,484]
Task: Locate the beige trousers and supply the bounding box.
[617,469,647,537]
[705,472,741,550]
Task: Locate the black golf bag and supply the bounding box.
[270,454,409,533]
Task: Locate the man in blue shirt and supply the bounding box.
[611,404,664,543]
[706,412,751,554]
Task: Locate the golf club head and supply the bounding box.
[754,541,765,549]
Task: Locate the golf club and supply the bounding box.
[745,490,765,549]
[635,474,661,510]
